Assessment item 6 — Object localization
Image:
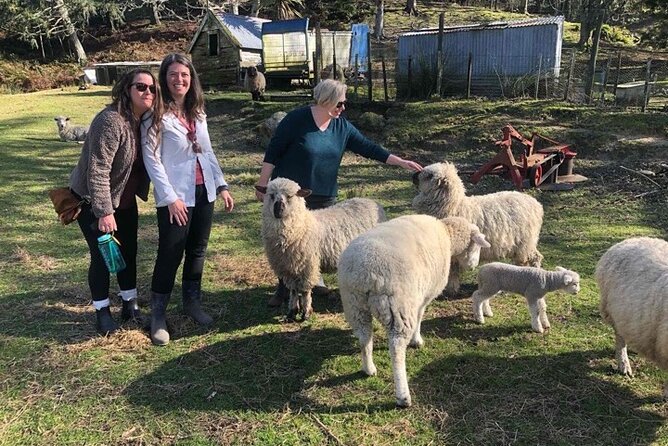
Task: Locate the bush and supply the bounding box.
[601,24,637,46]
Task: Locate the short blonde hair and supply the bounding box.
[313,79,347,108]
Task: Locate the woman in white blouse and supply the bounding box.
[142,53,234,346]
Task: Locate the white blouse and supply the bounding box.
[142,112,228,207]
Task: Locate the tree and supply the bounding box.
[373,0,384,40]
[52,0,87,63]
[404,0,417,16]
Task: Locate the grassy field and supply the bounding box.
[1,86,667,445]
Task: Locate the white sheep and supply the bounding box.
[256,177,386,321]
[54,115,88,142]
[338,215,490,407]
[255,111,286,149]
[471,263,580,333]
[244,66,266,101]
[596,237,668,397]
[412,161,544,294]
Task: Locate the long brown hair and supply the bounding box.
[110,68,163,137]
[159,53,205,122]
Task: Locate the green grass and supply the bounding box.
[1,85,667,445]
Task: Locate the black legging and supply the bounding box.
[151,184,214,294]
[77,202,138,301]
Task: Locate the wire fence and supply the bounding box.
[344,44,668,112]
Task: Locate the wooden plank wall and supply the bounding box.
[191,21,240,87]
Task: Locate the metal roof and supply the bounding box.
[187,9,270,53]
[262,18,309,35]
[399,16,564,37]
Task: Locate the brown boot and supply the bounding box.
[268,280,289,307]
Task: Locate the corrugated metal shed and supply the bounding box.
[396,16,564,96]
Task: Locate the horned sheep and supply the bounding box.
[412,161,544,294]
[338,215,490,407]
[256,177,386,321]
[244,66,266,101]
[472,263,580,333]
[54,116,88,142]
[596,237,668,397]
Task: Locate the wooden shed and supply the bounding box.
[188,9,270,87]
[396,16,564,97]
[93,61,161,86]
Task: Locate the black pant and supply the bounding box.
[276,194,335,292]
[77,203,138,301]
[151,184,214,294]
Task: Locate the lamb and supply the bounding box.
[596,237,668,397]
[244,66,266,101]
[338,215,490,407]
[256,177,386,321]
[320,63,345,81]
[54,116,88,142]
[412,161,544,294]
[471,263,580,333]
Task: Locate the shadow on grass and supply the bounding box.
[414,349,665,445]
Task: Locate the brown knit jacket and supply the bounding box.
[69,106,149,218]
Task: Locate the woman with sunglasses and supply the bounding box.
[69,68,162,334]
[255,78,423,307]
[142,53,234,346]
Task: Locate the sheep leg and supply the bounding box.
[409,306,426,349]
[615,332,633,377]
[471,290,491,324]
[483,298,494,318]
[300,289,313,321]
[389,335,411,408]
[356,312,377,377]
[286,288,300,322]
[445,265,461,296]
[537,297,550,330]
[527,298,544,333]
[529,250,544,268]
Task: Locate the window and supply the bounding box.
[208,33,218,56]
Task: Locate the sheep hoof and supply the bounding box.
[362,365,377,376]
[619,363,634,377]
[409,337,424,349]
[395,397,412,408]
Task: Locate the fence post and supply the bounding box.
[564,50,575,101]
[367,32,373,102]
[315,22,322,85]
[407,56,412,99]
[313,51,319,86]
[354,54,359,99]
[381,55,389,102]
[332,32,337,80]
[642,59,652,113]
[436,12,444,97]
[613,50,622,99]
[466,52,472,99]
[535,54,542,99]
[586,11,605,104]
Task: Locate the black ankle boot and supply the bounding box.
[96,307,119,334]
[182,280,213,325]
[268,280,289,307]
[121,298,142,322]
[150,292,171,346]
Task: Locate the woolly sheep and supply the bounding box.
[255,111,287,149]
[256,177,386,321]
[472,263,580,333]
[412,161,544,294]
[338,215,490,407]
[54,116,88,142]
[244,66,266,101]
[320,63,345,81]
[596,237,668,397]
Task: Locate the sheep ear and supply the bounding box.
[472,232,491,248]
[297,188,312,198]
[66,117,70,121]
[255,185,267,194]
[555,266,566,272]
[563,275,573,285]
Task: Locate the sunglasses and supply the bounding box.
[335,100,348,109]
[132,82,156,94]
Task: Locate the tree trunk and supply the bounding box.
[524,0,529,14]
[231,0,239,14]
[404,0,418,16]
[250,0,260,16]
[374,0,385,40]
[53,0,87,64]
[151,1,161,26]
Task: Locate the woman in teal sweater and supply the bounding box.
[255,79,422,306]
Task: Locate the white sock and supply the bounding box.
[118,289,138,301]
[92,298,111,310]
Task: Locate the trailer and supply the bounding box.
[261,18,352,85]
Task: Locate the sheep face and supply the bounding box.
[247,66,258,78]
[458,225,491,270]
[54,116,69,132]
[257,178,312,219]
[412,162,460,195]
[556,266,580,294]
